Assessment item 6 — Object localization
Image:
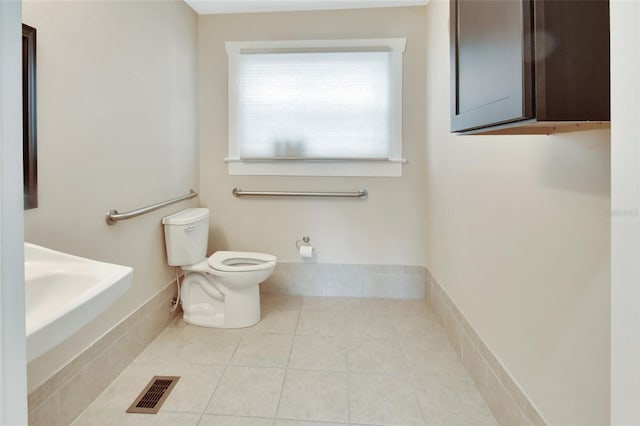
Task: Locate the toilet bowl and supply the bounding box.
[162,208,276,328]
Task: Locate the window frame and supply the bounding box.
[225,38,407,177]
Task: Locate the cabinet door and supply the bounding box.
[450,0,533,132]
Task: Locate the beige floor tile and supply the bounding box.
[387,299,430,316]
[137,326,242,365]
[72,408,124,426]
[124,412,201,425]
[179,331,243,365]
[349,373,424,426]
[199,415,274,426]
[296,311,345,336]
[415,373,486,407]
[414,374,497,426]
[402,339,468,378]
[73,408,200,426]
[82,365,151,412]
[134,328,183,361]
[428,409,498,426]
[253,310,300,334]
[231,333,294,368]
[207,366,285,417]
[72,297,498,426]
[288,335,347,372]
[344,311,395,338]
[347,337,407,374]
[342,297,389,313]
[397,331,452,357]
[261,294,303,311]
[301,296,345,311]
[274,420,347,426]
[157,364,224,413]
[88,360,224,413]
[277,370,348,423]
[392,313,444,340]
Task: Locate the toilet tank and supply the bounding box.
[162,208,209,266]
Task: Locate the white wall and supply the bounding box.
[22,0,198,390]
[0,0,28,423]
[424,1,610,424]
[198,7,428,265]
[610,0,640,424]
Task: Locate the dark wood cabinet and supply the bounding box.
[450,0,610,135]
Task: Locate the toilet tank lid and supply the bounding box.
[162,208,209,225]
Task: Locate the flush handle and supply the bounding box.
[185,225,195,232]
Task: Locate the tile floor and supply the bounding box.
[73,295,497,426]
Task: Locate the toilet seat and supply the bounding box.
[207,251,276,272]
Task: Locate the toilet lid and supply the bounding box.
[207,251,276,272]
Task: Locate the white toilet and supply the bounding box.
[162,208,276,328]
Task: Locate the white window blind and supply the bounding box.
[226,39,406,177]
[238,51,391,160]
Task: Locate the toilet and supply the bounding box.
[162,208,276,328]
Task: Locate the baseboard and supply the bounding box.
[261,262,428,299]
[426,268,547,426]
[27,282,180,426]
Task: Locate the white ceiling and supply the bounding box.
[184,0,429,15]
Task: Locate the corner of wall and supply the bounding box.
[426,268,547,426]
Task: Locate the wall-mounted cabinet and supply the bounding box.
[450,0,610,135]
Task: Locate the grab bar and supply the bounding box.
[106,189,198,225]
[232,188,368,199]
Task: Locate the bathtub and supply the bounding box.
[24,243,133,362]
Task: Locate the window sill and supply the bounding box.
[224,158,406,177]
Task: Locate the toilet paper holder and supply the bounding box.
[295,236,311,249]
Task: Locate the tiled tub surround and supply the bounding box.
[73,295,497,425]
[427,271,547,426]
[261,262,428,299]
[27,283,180,426]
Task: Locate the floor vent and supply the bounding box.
[126,376,180,414]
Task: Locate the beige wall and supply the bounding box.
[198,7,428,265]
[610,0,640,423]
[424,1,610,424]
[22,0,198,390]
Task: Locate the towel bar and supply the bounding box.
[231,188,367,199]
[106,190,197,225]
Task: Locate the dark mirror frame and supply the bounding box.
[22,23,37,210]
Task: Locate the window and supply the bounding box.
[225,39,407,176]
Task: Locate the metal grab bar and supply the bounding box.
[106,189,198,225]
[232,188,367,199]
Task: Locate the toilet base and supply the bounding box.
[183,305,260,328]
[180,272,261,329]
[182,303,225,328]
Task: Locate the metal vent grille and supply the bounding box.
[126,376,180,414]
